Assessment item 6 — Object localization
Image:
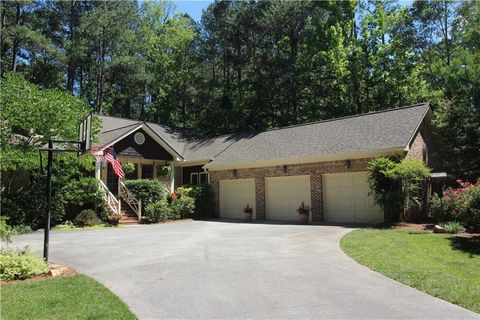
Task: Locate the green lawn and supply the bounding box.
[1,275,136,320]
[340,229,480,313]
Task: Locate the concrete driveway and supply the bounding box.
[9,220,479,320]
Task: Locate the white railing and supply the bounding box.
[98,180,121,215]
[118,180,142,220]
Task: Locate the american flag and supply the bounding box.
[103,147,125,178]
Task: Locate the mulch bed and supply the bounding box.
[0,264,78,286]
[378,222,480,239]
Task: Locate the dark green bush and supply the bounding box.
[176,185,212,217]
[74,209,101,227]
[1,180,65,229]
[143,199,173,223]
[0,248,48,280]
[61,177,107,221]
[171,195,195,218]
[124,179,167,206]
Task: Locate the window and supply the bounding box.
[190,172,209,185]
[190,173,198,185]
[142,164,153,179]
[199,172,209,184]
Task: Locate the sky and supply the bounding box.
[173,1,213,21]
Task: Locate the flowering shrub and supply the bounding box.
[431,180,480,227]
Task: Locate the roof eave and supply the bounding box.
[204,147,406,171]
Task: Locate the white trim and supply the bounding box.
[98,123,184,160]
[205,148,405,171]
[190,172,199,185]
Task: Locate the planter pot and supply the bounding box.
[244,211,253,222]
[298,213,309,224]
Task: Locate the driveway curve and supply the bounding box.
[10,220,479,319]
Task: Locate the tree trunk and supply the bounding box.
[66,0,78,92]
[95,38,105,113]
[11,3,21,73]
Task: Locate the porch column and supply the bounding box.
[170,162,175,192]
[95,157,101,180]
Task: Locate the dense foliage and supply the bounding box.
[431,180,480,227]
[368,157,430,222]
[74,209,102,227]
[0,248,48,281]
[123,179,167,206]
[1,0,478,179]
[143,186,198,223]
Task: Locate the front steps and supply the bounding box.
[120,200,140,225]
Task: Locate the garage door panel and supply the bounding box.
[266,175,311,221]
[323,172,383,224]
[219,179,255,219]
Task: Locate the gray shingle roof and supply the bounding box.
[205,104,430,167]
[94,104,430,166]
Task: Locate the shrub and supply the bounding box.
[171,195,195,218]
[143,199,173,223]
[123,179,167,206]
[1,181,65,229]
[431,180,480,227]
[61,177,107,221]
[368,157,430,222]
[0,248,48,280]
[9,224,32,236]
[107,214,121,226]
[441,221,464,234]
[177,184,212,217]
[0,216,11,243]
[74,209,101,227]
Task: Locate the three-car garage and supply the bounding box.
[218,172,382,224]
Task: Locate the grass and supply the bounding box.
[340,229,480,313]
[1,275,136,319]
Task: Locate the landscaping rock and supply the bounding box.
[48,264,69,277]
[433,225,447,234]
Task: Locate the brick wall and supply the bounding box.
[209,158,373,221]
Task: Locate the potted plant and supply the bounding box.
[297,202,310,224]
[244,204,253,222]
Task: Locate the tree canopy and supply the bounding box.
[1,0,479,179]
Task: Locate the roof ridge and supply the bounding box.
[264,103,429,133]
[102,123,140,134]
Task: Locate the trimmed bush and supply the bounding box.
[1,248,48,280]
[123,179,167,206]
[144,199,173,223]
[74,209,101,227]
[171,195,195,218]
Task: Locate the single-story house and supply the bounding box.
[94,103,438,224]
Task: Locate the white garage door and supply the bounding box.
[323,172,383,224]
[219,179,256,219]
[266,175,311,221]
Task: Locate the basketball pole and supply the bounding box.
[40,139,85,262]
[43,139,53,261]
